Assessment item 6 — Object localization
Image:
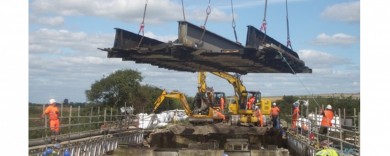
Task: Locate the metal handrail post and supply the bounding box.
[353,108,356,130]
[98,106,100,128]
[90,107,93,138]
[110,108,113,123]
[104,108,107,123]
[78,106,80,136]
[61,102,63,121]
[68,105,72,144]
[315,107,319,144]
[338,108,343,152]
[43,104,47,139]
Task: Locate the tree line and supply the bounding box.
[85,69,193,114]
[84,69,360,116]
[31,69,360,119]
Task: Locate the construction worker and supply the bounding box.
[214,108,226,121]
[270,102,280,128]
[247,94,255,110]
[220,96,225,112]
[291,102,299,129]
[254,106,263,127]
[41,99,60,143]
[315,148,339,156]
[320,104,334,135]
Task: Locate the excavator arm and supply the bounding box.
[209,72,248,106]
[152,90,193,116]
[152,90,225,124]
[198,72,207,93]
[208,72,271,116]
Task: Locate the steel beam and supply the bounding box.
[245,25,312,73]
[178,21,244,52]
[99,22,312,74]
[112,28,164,50]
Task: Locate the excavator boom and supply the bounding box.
[209,72,248,110]
[204,71,271,125]
[152,90,225,124]
[153,90,193,116]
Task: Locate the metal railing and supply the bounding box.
[29,105,137,144]
[288,107,360,155]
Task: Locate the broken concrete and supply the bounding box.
[143,124,287,150]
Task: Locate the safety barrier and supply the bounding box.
[288,117,359,156]
[287,134,317,156]
[29,131,144,156]
[287,106,359,156]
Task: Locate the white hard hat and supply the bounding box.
[272,102,276,106]
[326,105,332,110]
[49,99,56,104]
[255,106,259,110]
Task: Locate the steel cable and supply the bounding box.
[138,0,149,47]
[198,0,212,46]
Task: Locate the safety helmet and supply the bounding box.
[293,102,298,107]
[255,106,259,110]
[326,105,332,110]
[272,102,276,106]
[49,99,56,104]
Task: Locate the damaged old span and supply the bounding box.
[99,21,312,75]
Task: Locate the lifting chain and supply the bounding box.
[138,0,149,47]
[230,0,240,44]
[285,0,293,50]
[260,0,268,34]
[181,0,186,21]
[197,0,212,46]
[260,0,268,45]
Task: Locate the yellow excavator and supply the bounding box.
[201,72,272,125]
[152,90,225,124]
[196,72,227,113]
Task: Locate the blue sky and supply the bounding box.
[28,0,360,104]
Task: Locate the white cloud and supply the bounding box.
[29,0,234,24]
[28,26,200,103]
[321,1,360,23]
[144,31,177,42]
[312,33,358,46]
[30,15,64,26]
[298,49,349,69]
[29,28,112,56]
[29,0,175,24]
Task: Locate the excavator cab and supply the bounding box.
[245,91,271,116]
[246,91,261,110]
[212,92,226,112]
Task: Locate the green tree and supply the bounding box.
[85,69,142,108]
[85,69,185,114]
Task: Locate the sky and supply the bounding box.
[2,0,390,155]
[28,0,360,104]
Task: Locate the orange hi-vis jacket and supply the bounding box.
[321,109,334,127]
[292,107,299,119]
[44,105,59,120]
[271,107,280,117]
[292,107,300,129]
[254,109,263,127]
[214,109,226,121]
[247,96,255,109]
[220,97,225,110]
